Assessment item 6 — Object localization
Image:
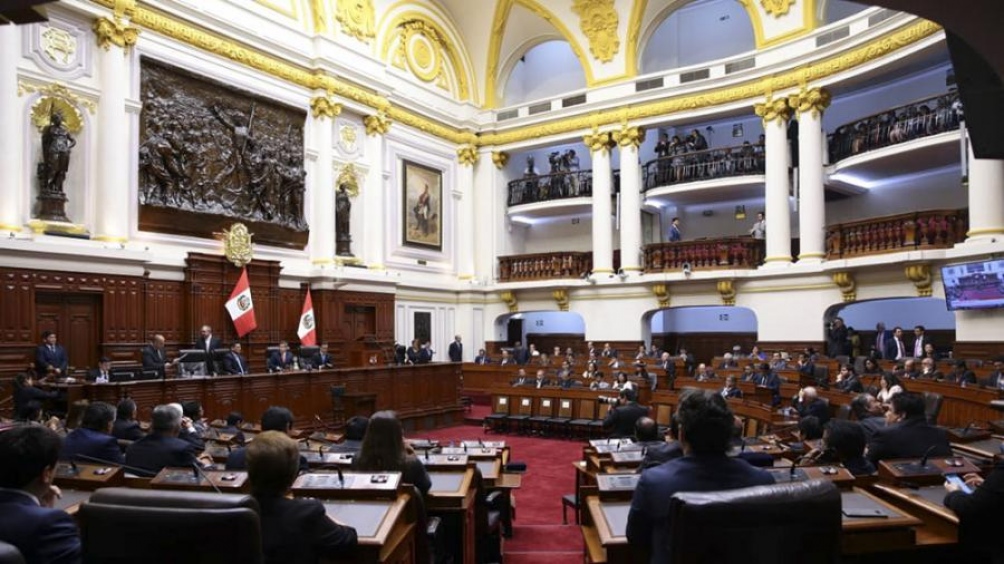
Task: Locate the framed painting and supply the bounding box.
[402,160,443,250]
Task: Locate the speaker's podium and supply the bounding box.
[292,471,417,564]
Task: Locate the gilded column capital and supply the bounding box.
[552,288,569,312]
[583,130,613,154]
[491,151,509,170]
[904,263,933,297]
[788,87,832,118]
[612,125,645,149]
[717,279,737,306]
[754,96,792,125]
[363,112,391,136]
[457,144,478,167]
[831,271,857,302]
[310,96,342,119]
[93,17,139,51]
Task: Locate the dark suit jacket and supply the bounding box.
[196,336,223,373]
[448,341,463,362]
[85,368,112,382]
[984,371,1004,390]
[256,495,358,564]
[884,338,906,360]
[61,428,124,464]
[311,352,334,370]
[226,447,310,475]
[757,372,782,405]
[796,398,831,425]
[858,416,886,438]
[834,375,864,393]
[112,419,145,442]
[124,433,199,477]
[866,417,952,465]
[603,402,649,438]
[0,489,81,564]
[222,352,250,375]
[721,386,743,399]
[627,455,775,563]
[141,344,169,376]
[35,344,68,375]
[944,462,1004,560]
[512,347,529,365]
[267,351,295,372]
[474,355,490,365]
[638,440,683,471]
[13,385,59,415]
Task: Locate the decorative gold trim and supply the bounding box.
[31,96,84,134]
[112,0,136,19]
[311,258,335,265]
[760,0,796,18]
[966,227,1004,236]
[583,129,613,154]
[92,234,129,243]
[363,112,391,136]
[789,86,831,117]
[500,290,518,313]
[0,223,24,232]
[308,0,327,34]
[717,279,737,306]
[571,0,620,63]
[624,0,646,78]
[310,95,342,119]
[755,95,793,124]
[27,220,89,236]
[763,256,793,262]
[738,0,816,49]
[491,151,509,169]
[380,13,471,101]
[612,125,645,148]
[219,223,254,267]
[591,268,615,274]
[19,81,96,115]
[334,256,364,266]
[904,263,933,297]
[797,252,826,258]
[831,271,856,302]
[457,144,478,166]
[741,283,834,293]
[93,17,139,50]
[552,288,569,312]
[336,0,375,42]
[337,163,361,197]
[368,263,386,270]
[458,274,475,280]
[652,283,670,308]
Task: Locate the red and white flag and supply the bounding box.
[297,289,316,346]
[225,268,257,337]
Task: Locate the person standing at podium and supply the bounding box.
[34,330,68,377]
[196,325,222,375]
[247,431,358,564]
[352,411,431,496]
[142,335,180,378]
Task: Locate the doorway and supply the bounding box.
[35,292,103,372]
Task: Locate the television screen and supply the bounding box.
[941,259,1004,311]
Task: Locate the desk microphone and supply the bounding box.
[462,443,468,452]
[960,422,976,436]
[918,444,937,468]
[70,460,79,475]
[478,439,484,447]
[74,454,158,478]
[191,462,223,495]
[318,446,324,457]
[336,466,344,487]
[226,444,232,454]
[740,438,747,453]
[424,448,429,461]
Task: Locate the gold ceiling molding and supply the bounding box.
[613,125,645,148]
[309,0,327,34]
[904,263,934,297]
[831,271,856,302]
[491,151,509,169]
[624,0,647,78]
[363,112,391,136]
[789,86,831,117]
[456,144,478,166]
[93,16,139,50]
[754,96,792,124]
[335,0,375,42]
[19,81,97,115]
[571,0,620,63]
[112,0,136,19]
[583,129,613,153]
[761,0,796,18]
[310,95,342,119]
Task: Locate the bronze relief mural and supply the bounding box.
[139,58,308,248]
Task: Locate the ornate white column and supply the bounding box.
[965,142,1004,243]
[586,130,614,274]
[613,125,645,272]
[308,95,339,265]
[456,143,477,279]
[790,87,831,263]
[754,97,793,266]
[92,17,138,242]
[475,150,506,282]
[362,112,390,269]
[0,25,22,232]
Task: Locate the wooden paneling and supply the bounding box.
[654,332,759,365]
[144,280,185,346]
[951,342,1003,362]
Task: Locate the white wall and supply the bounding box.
[641,0,755,74]
[521,218,595,253]
[503,40,586,107]
[650,306,758,333]
[835,297,955,330]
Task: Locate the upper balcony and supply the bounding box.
[643,144,766,207]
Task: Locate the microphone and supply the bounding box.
[897,444,940,475]
[74,454,155,477]
[919,444,937,468]
[740,438,747,453]
[192,462,223,495]
[478,438,484,447]
[960,422,975,436]
[318,446,323,457]
[336,466,344,487]
[424,448,429,461]
[462,443,467,452]
[70,460,79,475]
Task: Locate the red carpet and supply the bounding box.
[415,424,584,561]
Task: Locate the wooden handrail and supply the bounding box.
[643,237,763,272]
[825,209,968,259]
[498,251,593,282]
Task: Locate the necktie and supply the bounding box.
[876,333,884,353]
[236,355,243,374]
[914,339,922,357]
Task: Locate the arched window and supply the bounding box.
[502,40,586,107]
[640,0,755,74]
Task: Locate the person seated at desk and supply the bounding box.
[34,330,68,378]
[404,339,427,365]
[740,363,756,382]
[510,368,530,387]
[833,364,863,393]
[498,350,515,366]
[112,399,145,442]
[330,416,368,455]
[876,373,904,404]
[351,410,431,496]
[793,386,830,425]
[125,404,206,477]
[556,370,575,389]
[218,412,247,446]
[474,349,491,365]
[247,431,358,564]
[142,334,179,377]
[636,416,682,471]
[796,416,824,442]
[755,363,781,406]
[866,392,951,466]
[86,357,113,383]
[944,461,1004,561]
[226,406,309,475]
[795,352,816,382]
[917,357,944,381]
[720,375,743,399]
[612,371,635,393]
[770,352,788,371]
[182,400,210,438]
[60,401,123,464]
[603,389,649,439]
[718,353,738,369]
[221,342,250,375]
[694,363,716,382]
[0,425,82,564]
[531,369,549,389]
[898,358,920,380]
[13,373,59,419]
[627,390,774,563]
[589,371,610,390]
[824,420,875,476]
[312,343,335,370]
[945,360,977,386]
[861,357,884,376]
[849,394,886,438]
[982,357,1004,390]
[268,341,296,373]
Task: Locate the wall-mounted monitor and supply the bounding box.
[941,259,1004,311]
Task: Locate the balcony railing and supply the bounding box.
[825,209,968,259]
[643,144,765,190]
[507,170,594,206]
[643,238,764,272]
[828,92,961,164]
[498,252,593,282]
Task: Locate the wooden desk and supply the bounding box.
[427,468,477,564]
[54,462,124,490]
[149,468,249,492]
[878,457,982,486]
[322,493,415,563]
[54,489,93,516]
[765,466,857,488]
[292,472,402,499]
[869,484,959,547]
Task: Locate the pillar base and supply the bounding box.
[797,252,825,264]
[760,256,792,269]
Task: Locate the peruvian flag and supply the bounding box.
[297,289,317,346]
[225,268,257,337]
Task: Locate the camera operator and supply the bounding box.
[602,388,649,439]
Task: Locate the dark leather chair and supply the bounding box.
[78,488,262,564]
[668,480,841,564]
[0,541,25,564]
[923,391,943,425]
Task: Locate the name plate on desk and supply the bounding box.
[421,454,469,467]
[440,447,498,458]
[596,474,640,492]
[589,438,635,447]
[610,451,644,464]
[461,440,505,449]
[54,463,124,490]
[293,472,401,497]
[594,444,642,455]
[150,468,248,491]
[302,451,355,466]
[767,466,855,487]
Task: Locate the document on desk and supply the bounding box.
[324,501,392,538]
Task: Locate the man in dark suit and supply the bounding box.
[86,357,113,383]
[196,325,223,375]
[531,369,550,389]
[755,363,782,406]
[944,460,1004,561]
[627,390,774,563]
[982,357,1004,390]
[849,394,886,438]
[226,406,309,474]
[793,386,830,425]
[60,401,123,464]
[222,342,250,375]
[112,398,145,442]
[268,341,296,372]
[720,375,743,399]
[512,341,530,365]
[474,349,490,364]
[0,426,82,564]
[866,392,952,465]
[603,389,649,438]
[312,343,334,370]
[884,326,908,361]
[125,404,203,477]
[911,325,928,359]
[826,316,849,358]
[142,334,179,377]
[13,373,60,418]
[636,416,682,471]
[34,330,68,377]
[510,369,530,387]
[873,322,890,359]
[448,335,463,362]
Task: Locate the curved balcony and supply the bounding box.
[825,209,968,259]
[498,252,593,282]
[643,145,767,206]
[644,238,764,272]
[507,170,594,207]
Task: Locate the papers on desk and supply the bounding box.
[599,501,631,538]
[590,438,635,447]
[461,440,505,449]
[295,472,401,491]
[597,474,640,492]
